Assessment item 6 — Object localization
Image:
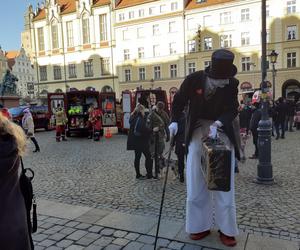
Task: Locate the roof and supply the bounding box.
[185,0,235,10]
[5,51,20,59]
[33,0,110,21]
[116,0,158,9]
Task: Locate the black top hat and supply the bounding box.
[204,49,237,79]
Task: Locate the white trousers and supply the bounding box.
[186,121,239,236]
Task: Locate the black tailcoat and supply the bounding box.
[171,70,240,160]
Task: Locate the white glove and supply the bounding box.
[169,122,178,137]
[153,126,159,132]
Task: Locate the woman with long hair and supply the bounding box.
[0,113,32,249]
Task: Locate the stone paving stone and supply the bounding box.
[182,244,203,250]
[104,244,123,250]
[64,245,84,250]
[55,218,69,225]
[85,245,101,250]
[75,223,91,230]
[88,225,104,233]
[101,228,115,236]
[44,217,61,224]
[112,238,130,246]
[93,236,114,246]
[168,241,185,250]
[76,208,110,224]
[66,230,88,241]
[156,238,170,248]
[56,239,74,248]
[65,221,81,228]
[75,236,95,246]
[33,233,49,242]
[39,239,56,247]
[45,246,63,250]
[85,232,101,240]
[122,241,144,250]
[40,222,55,229]
[60,227,76,235]
[48,233,66,241]
[137,235,155,244]
[35,246,46,250]
[113,230,128,238]
[125,232,140,240]
[140,244,154,250]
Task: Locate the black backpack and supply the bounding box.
[20,158,37,249]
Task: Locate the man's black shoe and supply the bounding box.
[136,175,146,180]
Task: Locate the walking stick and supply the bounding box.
[153,137,174,250]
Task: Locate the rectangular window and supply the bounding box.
[188,62,196,74]
[84,60,93,77]
[53,66,62,80]
[122,29,129,40]
[203,15,212,27]
[101,58,110,75]
[82,18,90,44]
[241,32,250,45]
[170,64,177,78]
[204,37,212,50]
[137,27,144,38]
[153,45,160,57]
[154,66,161,80]
[169,43,176,54]
[149,7,156,15]
[160,4,166,13]
[188,40,196,53]
[129,11,134,19]
[287,52,296,67]
[124,49,130,60]
[287,0,296,14]
[39,66,47,81]
[241,57,251,71]
[171,2,178,11]
[68,64,77,78]
[169,21,176,33]
[287,25,297,40]
[125,69,131,82]
[220,34,232,48]
[220,12,231,25]
[51,24,59,49]
[139,68,145,80]
[241,8,250,22]
[119,13,125,21]
[204,61,211,68]
[153,24,159,36]
[37,27,45,51]
[66,21,74,47]
[138,9,144,17]
[138,47,144,59]
[99,14,107,41]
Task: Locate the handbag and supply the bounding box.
[19,158,37,249]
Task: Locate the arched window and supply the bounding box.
[51,21,59,49]
[55,88,63,93]
[82,14,90,44]
[101,85,113,93]
[40,90,48,95]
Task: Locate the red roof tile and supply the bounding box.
[116,0,158,9]
[185,0,235,10]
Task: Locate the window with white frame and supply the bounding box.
[137,27,144,38]
[154,66,161,79]
[169,21,176,32]
[53,66,62,80]
[99,14,107,41]
[241,8,250,22]
[188,62,196,74]
[153,24,159,36]
[203,15,212,27]
[204,37,212,50]
[153,45,160,57]
[138,47,144,59]
[204,61,211,68]
[122,29,129,40]
[125,69,131,82]
[287,25,297,40]
[241,57,251,71]
[129,11,134,19]
[84,60,93,77]
[68,64,77,78]
[220,12,231,25]
[149,7,156,15]
[101,58,110,75]
[138,9,144,17]
[119,13,125,21]
[66,21,74,47]
[124,49,130,60]
[188,40,196,53]
[220,34,232,48]
[39,66,47,81]
[287,52,296,67]
[139,68,145,80]
[37,27,45,51]
[187,18,196,30]
[82,16,90,44]
[51,23,59,49]
[287,0,296,14]
[171,2,178,11]
[169,43,176,54]
[170,64,177,78]
[160,4,166,13]
[241,32,250,46]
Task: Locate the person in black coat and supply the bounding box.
[274,97,288,139]
[249,102,261,159]
[127,104,153,179]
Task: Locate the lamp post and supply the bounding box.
[268,50,279,100]
[257,0,274,184]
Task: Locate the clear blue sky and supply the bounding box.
[0,0,39,51]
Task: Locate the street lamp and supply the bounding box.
[268,50,279,100]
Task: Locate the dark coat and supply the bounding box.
[0,134,31,250]
[171,70,240,159]
[249,108,262,132]
[239,106,252,130]
[274,102,288,123]
[175,112,186,155]
[127,113,151,151]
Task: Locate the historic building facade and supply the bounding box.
[0,47,8,79]
[27,0,300,100]
[5,48,37,98]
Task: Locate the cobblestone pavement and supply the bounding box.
[24,130,300,244]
